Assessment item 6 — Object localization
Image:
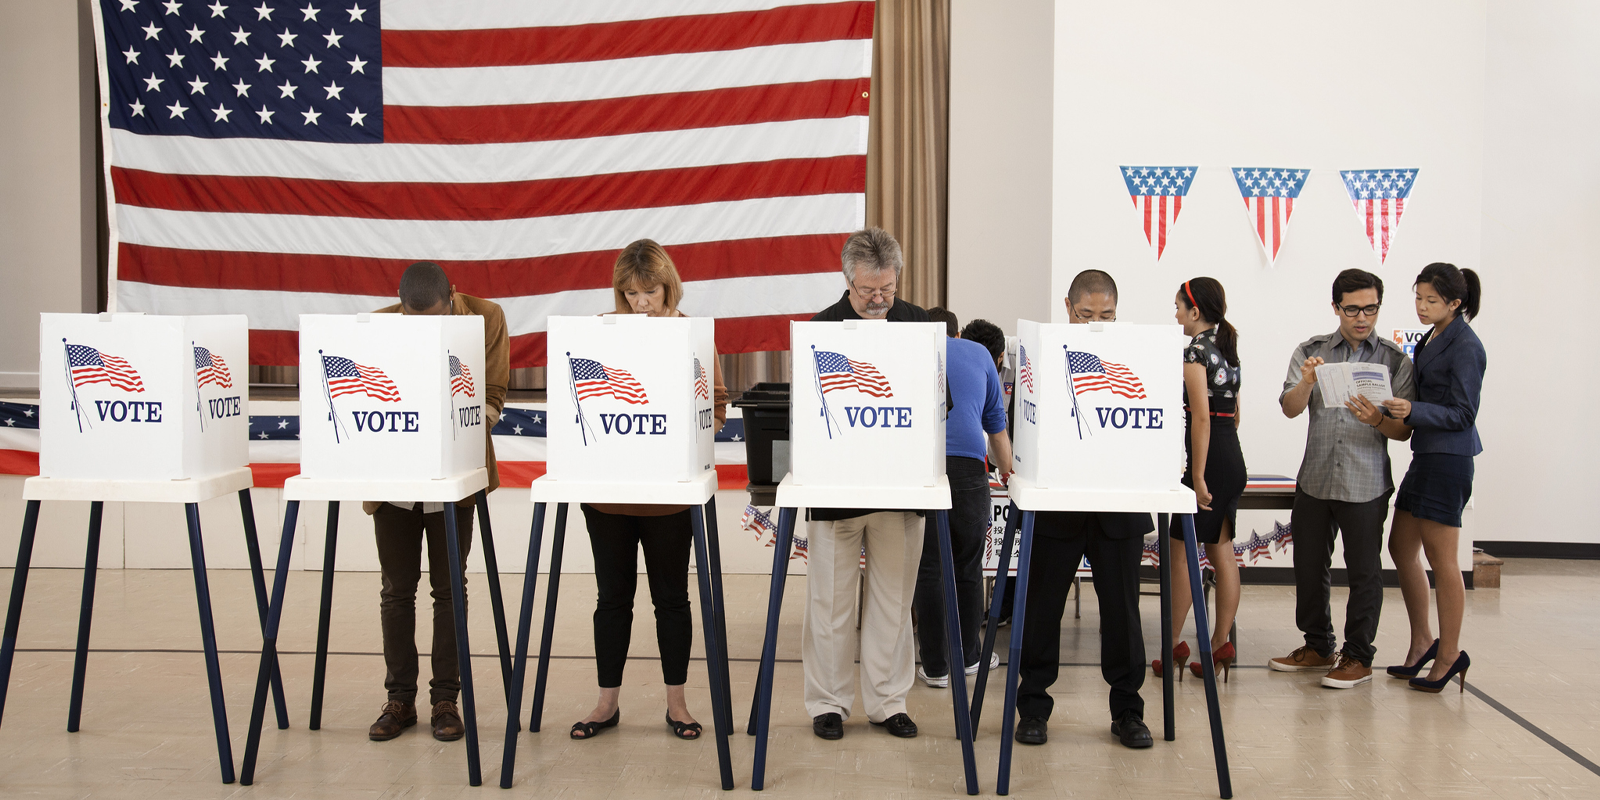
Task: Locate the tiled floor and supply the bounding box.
[0,557,1596,798]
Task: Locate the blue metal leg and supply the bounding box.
[309,501,339,731]
[702,496,734,734]
[499,502,547,789]
[238,489,289,731]
[66,501,104,733]
[241,500,302,785]
[1182,514,1233,799]
[996,510,1036,796]
[185,503,237,784]
[475,490,513,704]
[528,503,568,734]
[443,505,482,786]
[1158,513,1174,742]
[0,499,42,728]
[971,501,1021,728]
[750,507,796,791]
[934,510,979,795]
[691,506,735,790]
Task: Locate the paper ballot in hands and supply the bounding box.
[1315,361,1394,408]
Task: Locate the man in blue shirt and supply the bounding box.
[912,314,1013,687]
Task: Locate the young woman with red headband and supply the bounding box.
[1156,277,1247,682]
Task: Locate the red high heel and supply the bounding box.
[1152,641,1190,681]
[1189,641,1236,683]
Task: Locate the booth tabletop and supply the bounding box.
[282,468,489,502]
[774,474,952,511]
[529,470,717,505]
[23,466,254,504]
[1006,475,1197,514]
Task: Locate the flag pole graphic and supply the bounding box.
[568,352,595,446]
[320,350,347,444]
[1064,346,1091,440]
[63,339,87,432]
[811,346,840,439]
[193,341,205,433]
[447,350,456,442]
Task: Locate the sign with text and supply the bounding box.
[1012,321,1187,491]
[1393,328,1428,359]
[298,314,485,482]
[790,320,946,489]
[546,315,716,483]
[39,313,247,481]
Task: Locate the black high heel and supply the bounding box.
[1386,639,1439,679]
[1408,650,1469,694]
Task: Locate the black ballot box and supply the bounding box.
[732,382,790,506]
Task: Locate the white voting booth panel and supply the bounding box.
[544,315,716,486]
[38,313,249,482]
[297,314,486,483]
[789,320,946,492]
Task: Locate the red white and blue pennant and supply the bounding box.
[1339,169,1419,264]
[1232,167,1309,265]
[1120,166,1198,260]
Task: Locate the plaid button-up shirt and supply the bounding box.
[1282,331,1418,503]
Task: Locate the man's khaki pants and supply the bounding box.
[801,511,924,722]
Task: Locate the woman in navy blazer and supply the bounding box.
[1380,263,1485,693]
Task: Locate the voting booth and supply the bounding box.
[3,313,261,785]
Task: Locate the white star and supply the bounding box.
[277,419,289,428]
[167,100,189,118]
[347,106,365,125]
[212,103,233,121]
[346,3,364,21]
[258,431,269,439]
[232,78,251,95]
[254,1,274,20]
[277,27,298,47]
[301,54,321,72]
[188,76,208,94]
[256,104,275,123]
[231,26,251,44]
[129,99,146,117]
[257,53,276,71]
[166,49,187,67]
[123,47,141,64]
[22,408,33,417]
[210,51,229,69]
[163,0,183,15]
[278,81,298,98]
[323,81,343,99]
[323,29,343,48]
[300,3,319,21]
[531,413,542,423]
[302,107,321,124]
[119,0,140,11]
[186,24,205,42]
[143,73,165,91]
[141,22,162,39]
[732,434,742,441]
[1182,168,1192,178]
[511,424,523,435]
[208,1,228,17]
[4,419,12,427]
[1296,170,1306,180]
[346,54,366,73]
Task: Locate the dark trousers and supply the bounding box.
[1291,489,1391,666]
[375,503,475,706]
[913,456,990,676]
[582,505,694,688]
[1017,513,1146,722]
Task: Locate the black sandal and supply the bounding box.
[665,711,702,740]
[570,710,619,740]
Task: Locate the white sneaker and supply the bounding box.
[917,665,949,688]
[965,651,1001,675]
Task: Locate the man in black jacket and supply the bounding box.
[1013,269,1154,750]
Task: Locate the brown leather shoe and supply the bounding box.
[1268,645,1337,672]
[1321,652,1373,689]
[432,700,465,741]
[368,700,417,741]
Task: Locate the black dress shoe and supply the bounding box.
[1110,711,1153,749]
[870,712,918,738]
[812,712,844,740]
[1014,716,1048,745]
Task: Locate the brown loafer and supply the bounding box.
[368,700,417,741]
[432,700,465,742]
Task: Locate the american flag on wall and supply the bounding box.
[571,357,649,404]
[1120,165,1197,260]
[1339,169,1418,264]
[321,354,401,400]
[448,354,474,397]
[93,1,875,367]
[193,344,233,388]
[1232,167,1308,264]
[66,344,147,392]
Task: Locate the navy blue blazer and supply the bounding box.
[1405,318,1486,456]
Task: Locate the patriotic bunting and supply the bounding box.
[1339,169,1419,264]
[1120,165,1198,260]
[1232,167,1309,264]
[742,504,807,563]
[1140,521,1293,569]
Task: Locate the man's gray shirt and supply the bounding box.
[1281,331,1418,504]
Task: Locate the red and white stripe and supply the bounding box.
[1132,195,1183,259]
[1352,197,1407,264]
[104,1,875,366]
[1243,195,1296,262]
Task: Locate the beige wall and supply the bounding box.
[0,0,98,388]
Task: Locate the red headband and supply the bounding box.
[1183,280,1197,308]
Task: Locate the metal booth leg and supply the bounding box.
[442,505,482,786]
[933,510,979,795]
[971,500,1021,728]
[750,506,796,791]
[475,490,513,703]
[996,510,1037,796]
[528,504,568,734]
[66,501,104,732]
[185,503,237,784]
[1158,513,1174,742]
[691,505,735,791]
[1181,514,1233,799]
[238,489,289,731]
[702,496,735,734]
[242,500,303,785]
[0,499,43,728]
[499,502,547,789]
[309,501,339,730]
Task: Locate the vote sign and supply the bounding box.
[39,313,248,481]
[298,314,486,481]
[546,315,716,483]
[790,320,946,489]
[1013,321,1186,491]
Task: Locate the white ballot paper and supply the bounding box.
[1315,361,1393,407]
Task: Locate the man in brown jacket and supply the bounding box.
[363,262,509,743]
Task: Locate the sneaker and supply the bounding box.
[917,665,949,688]
[965,651,1001,675]
[1269,645,1337,672]
[1321,652,1373,689]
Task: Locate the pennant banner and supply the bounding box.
[1339,169,1419,264]
[1120,166,1198,259]
[1232,167,1309,264]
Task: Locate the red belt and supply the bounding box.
[1184,407,1235,418]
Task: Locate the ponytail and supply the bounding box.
[1460,268,1481,320]
[1215,319,1241,369]
[1177,277,1240,367]
[1415,262,1481,322]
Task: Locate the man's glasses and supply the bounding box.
[1338,304,1381,318]
[851,283,896,300]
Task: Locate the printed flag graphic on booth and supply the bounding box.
[1339,169,1419,264]
[194,345,232,389]
[449,354,474,398]
[1120,166,1197,259]
[66,343,145,393]
[1233,167,1309,264]
[93,1,876,368]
